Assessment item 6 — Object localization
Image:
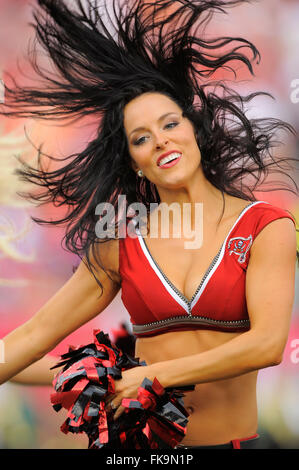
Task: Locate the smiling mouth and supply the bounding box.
[158,152,182,168]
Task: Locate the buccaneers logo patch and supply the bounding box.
[227,235,253,264]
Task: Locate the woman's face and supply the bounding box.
[123,92,202,190]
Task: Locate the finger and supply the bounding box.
[113,405,125,421]
[105,394,116,407]
[104,401,115,414]
[107,402,117,413]
[105,393,116,402]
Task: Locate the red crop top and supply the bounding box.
[119,201,296,338]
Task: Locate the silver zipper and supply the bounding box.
[189,245,223,305]
[136,201,256,316]
[187,201,256,306]
[132,315,250,335]
[141,241,193,315]
[140,236,224,316]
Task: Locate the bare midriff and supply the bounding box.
[135,329,258,446]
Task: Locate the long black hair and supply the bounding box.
[1,0,298,293]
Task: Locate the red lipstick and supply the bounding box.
[156,150,182,167]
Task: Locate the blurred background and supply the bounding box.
[0,0,298,449]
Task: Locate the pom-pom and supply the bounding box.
[111,322,136,358]
[50,329,194,449]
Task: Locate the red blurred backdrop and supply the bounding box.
[0,0,298,448]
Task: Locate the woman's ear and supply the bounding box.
[131,158,138,173]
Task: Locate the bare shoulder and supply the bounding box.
[232,196,252,211]
[225,195,253,219]
[90,237,121,285]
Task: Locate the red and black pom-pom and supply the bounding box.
[111,322,136,358]
[50,329,194,449]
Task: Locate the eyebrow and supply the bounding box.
[129,112,179,137]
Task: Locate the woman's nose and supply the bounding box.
[155,135,169,148]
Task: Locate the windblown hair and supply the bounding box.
[1,0,298,293]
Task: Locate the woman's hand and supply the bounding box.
[105,365,157,421]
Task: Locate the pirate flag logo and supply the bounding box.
[227,235,253,264]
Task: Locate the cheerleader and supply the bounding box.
[0,0,298,449]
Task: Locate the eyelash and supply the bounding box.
[133,121,179,146]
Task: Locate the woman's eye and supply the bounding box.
[165,121,179,129]
[133,122,179,146]
[133,136,147,146]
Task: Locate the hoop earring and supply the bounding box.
[137,170,144,177]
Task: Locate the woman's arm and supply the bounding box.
[152,217,297,388]
[109,217,297,420]
[9,355,61,386]
[0,239,121,385]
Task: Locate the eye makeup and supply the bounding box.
[132,120,180,146]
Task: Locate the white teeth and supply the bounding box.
[158,152,181,166]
